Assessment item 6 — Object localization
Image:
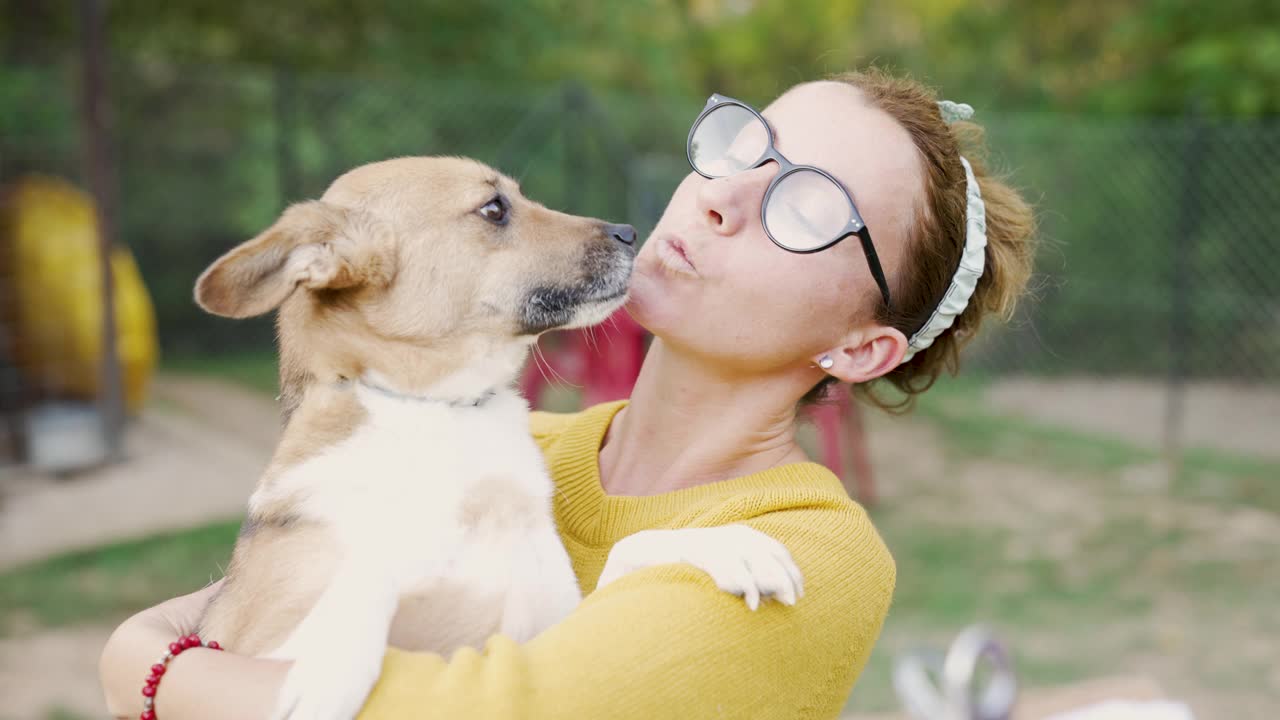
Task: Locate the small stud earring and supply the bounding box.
[818,355,834,370]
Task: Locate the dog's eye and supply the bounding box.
[478,196,509,226]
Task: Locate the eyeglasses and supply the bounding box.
[686,93,892,307]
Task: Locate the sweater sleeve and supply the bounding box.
[357,507,895,720]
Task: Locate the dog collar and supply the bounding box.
[349,378,498,408]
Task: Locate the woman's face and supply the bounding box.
[627,81,923,374]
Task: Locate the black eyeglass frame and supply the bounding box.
[686,93,892,307]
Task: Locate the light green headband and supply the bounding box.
[901,100,987,364]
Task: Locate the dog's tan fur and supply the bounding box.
[207,522,339,658]
[265,386,368,478]
[194,156,633,659]
[197,157,612,422]
[182,156,807,720]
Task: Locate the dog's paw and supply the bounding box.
[270,644,382,720]
[598,524,804,610]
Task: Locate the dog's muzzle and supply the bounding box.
[517,239,635,335]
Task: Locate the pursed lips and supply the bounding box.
[657,233,699,277]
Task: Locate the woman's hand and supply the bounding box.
[99,581,223,719]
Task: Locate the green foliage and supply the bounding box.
[163,350,280,395]
[7,1,1279,114]
[4,1,1278,369]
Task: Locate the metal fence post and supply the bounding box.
[79,0,124,459]
[1165,103,1206,479]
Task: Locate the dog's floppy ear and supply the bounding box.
[195,200,395,318]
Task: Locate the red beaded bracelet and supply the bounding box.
[139,634,223,720]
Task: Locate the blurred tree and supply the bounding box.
[5,0,1277,115]
[880,0,1280,117]
[3,0,1276,364]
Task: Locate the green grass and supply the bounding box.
[42,709,89,720]
[843,515,1114,712]
[1175,447,1280,510]
[0,520,240,637]
[4,500,1245,714]
[844,493,1275,713]
[915,376,1280,513]
[915,375,1155,472]
[874,509,1165,630]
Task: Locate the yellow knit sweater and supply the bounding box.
[360,401,896,719]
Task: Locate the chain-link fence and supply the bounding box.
[2,62,1278,467]
[970,114,1280,381]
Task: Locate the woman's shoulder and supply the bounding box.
[678,463,895,588]
[721,470,896,596]
[750,486,893,567]
[744,489,896,642]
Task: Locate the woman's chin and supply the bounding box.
[624,271,676,335]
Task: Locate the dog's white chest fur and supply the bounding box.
[265,386,544,545]
[254,383,580,657]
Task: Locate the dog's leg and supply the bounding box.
[499,522,582,642]
[267,561,399,720]
[597,525,805,610]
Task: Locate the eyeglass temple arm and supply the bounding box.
[856,227,892,308]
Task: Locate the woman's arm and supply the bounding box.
[102,508,893,720]
[99,583,290,720]
[102,625,288,720]
[359,508,894,720]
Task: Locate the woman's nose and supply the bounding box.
[695,164,776,237]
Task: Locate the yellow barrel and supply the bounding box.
[3,175,158,414]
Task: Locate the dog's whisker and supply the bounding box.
[599,318,619,344]
[534,340,580,392]
[529,341,555,390]
[545,347,580,390]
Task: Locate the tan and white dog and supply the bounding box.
[193,157,802,720]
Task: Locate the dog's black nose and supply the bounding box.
[604,223,637,246]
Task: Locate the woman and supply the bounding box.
[101,68,1035,719]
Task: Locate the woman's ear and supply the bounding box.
[194,200,395,319]
[812,325,908,384]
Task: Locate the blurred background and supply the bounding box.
[0,1,1277,718]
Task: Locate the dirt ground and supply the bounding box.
[983,376,1280,460]
[0,374,1275,719]
[0,376,280,570]
[859,409,1279,719]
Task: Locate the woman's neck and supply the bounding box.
[598,339,815,496]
